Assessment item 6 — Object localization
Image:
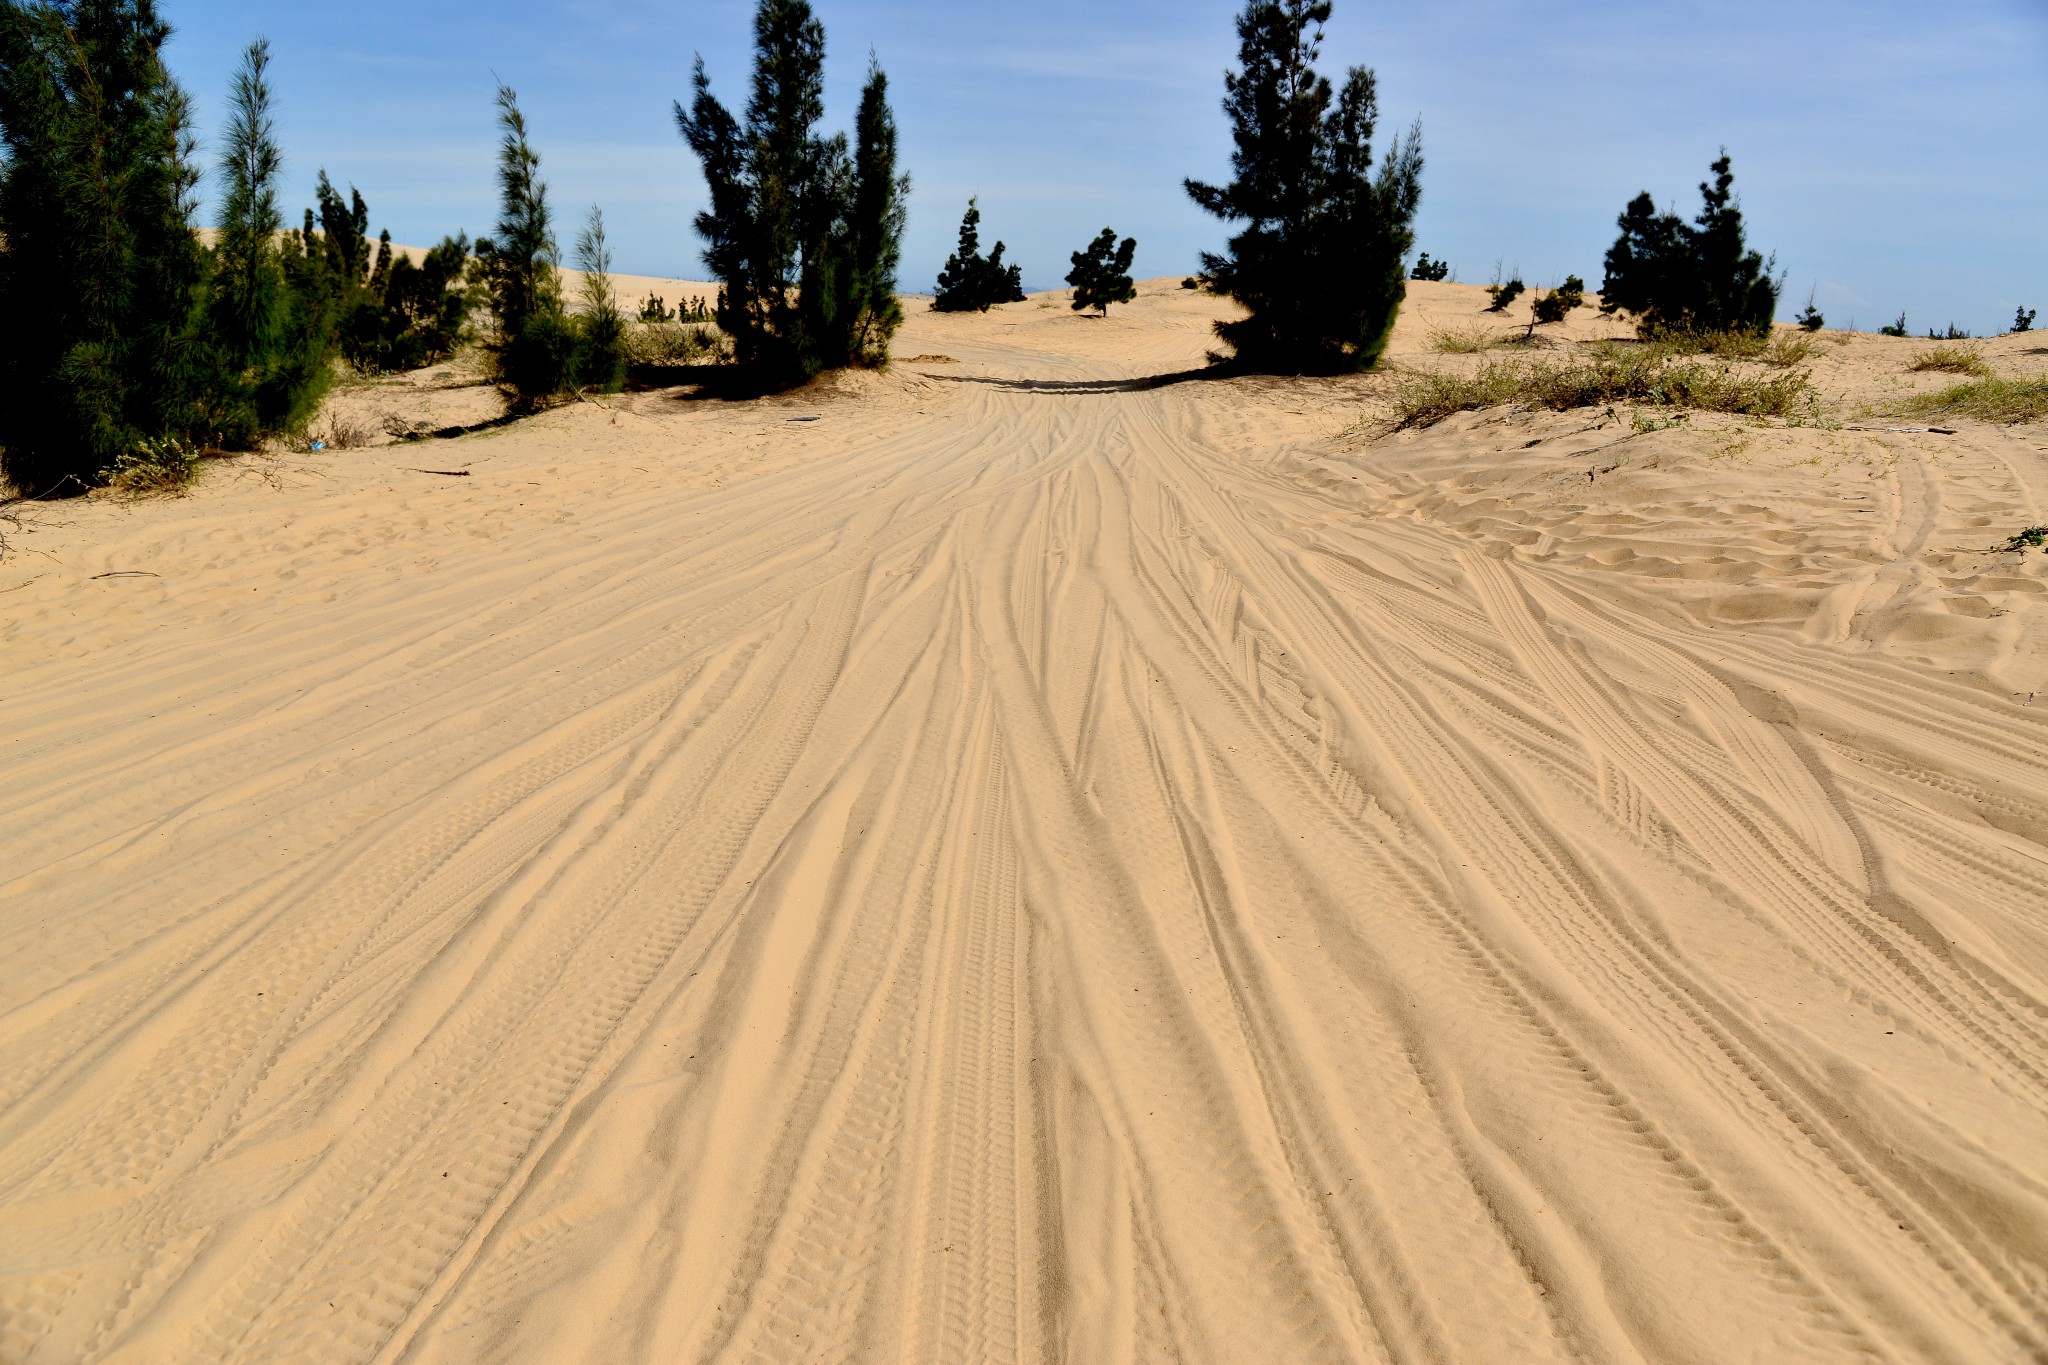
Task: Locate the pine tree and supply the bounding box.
[208,37,330,443]
[476,83,570,406]
[1409,251,1449,281]
[0,0,213,495]
[573,206,626,393]
[1794,287,1824,332]
[1185,0,1422,373]
[842,57,907,364]
[1600,152,1780,336]
[933,198,1025,312]
[1066,227,1137,315]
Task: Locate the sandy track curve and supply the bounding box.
[3,284,2046,1363]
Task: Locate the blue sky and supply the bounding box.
[167,1,2045,334]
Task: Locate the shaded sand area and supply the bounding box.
[3,282,2047,1363]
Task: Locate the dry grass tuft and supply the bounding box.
[626,322,727,368]
[1905,377,2048,425]
[1387,344,1813,432]
[1427,324,1508,355]
[1648,328,1815,367]
[109,437,199,494]
[1907,344,1992,377]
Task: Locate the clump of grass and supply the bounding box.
[1905,377,2048,425]
[625,321,727,368]
[1907,343,1991,377]
[1427,324,1507,354]
[109,436,199,494]
[1387,344,1812,431]
[1646,327,1814,367]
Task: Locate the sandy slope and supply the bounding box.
[3,281,2047,1364]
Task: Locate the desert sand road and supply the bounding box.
[3,288,2047,1363]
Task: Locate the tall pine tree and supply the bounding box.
[1185,0,1422,373]
[209,37,329,443]
[0,0,213,495]
[476,83,571,406]
[678,2,907,383]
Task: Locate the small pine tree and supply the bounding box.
[1879,312,1908,337]
[1184,0,1423,373]
[1066,227,1137,315]
[2016,306,2037,335]
[933,198,1024,312]
[0,0,214,496]
[1529,274,1584,327]
[639,292,676,323]
[1410,251,1450,281]
[573,206,626,393]
[476,84,570,407]
[842,57,907,363]
[1794,287,1824,332]
[1485,271,1525,313]
[1600,152,1779,335]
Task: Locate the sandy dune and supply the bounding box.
[3,281,2047,1363]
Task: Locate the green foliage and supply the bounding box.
[1066,227,1137,315]
[1878,312,1908,337]
[1924,322,1971,341]
[2014,306,2036,335]
[1909,344,1989,377]
[1905,377,2048,425]
[1185,0,1423,373]
[1794,287,1824,332]
[677,2,906,384]
[639,292,675,323]
[933,198,1025,312]
[2001,526,2047,552]
[1181,276,1202,290]
[1600,152,1779,336]
[1484,273,1523,312]
[1410,251,1450,281]
[475,84,569,406]
[1529,274,1584,326]
[0,0,215,496]
[1388,343,1813,431]
[572,206,626,393]
[347,234,473,372]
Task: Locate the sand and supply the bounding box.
[3,279,2046,1363]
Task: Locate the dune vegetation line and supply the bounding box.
[1,0,2038,503]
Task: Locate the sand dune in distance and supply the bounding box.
[2,280,2046,1363]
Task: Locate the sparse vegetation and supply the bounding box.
[1879,312,1909,337]
[1999,526,2047,553]
[1410,252,1450,281]
[1484,271,1524,313]
[1185,0,1423,373]
[1066,227,1137,315]
[1428,324,1504,354]
[2014,306,2036,335]
[1600,152,1779,336]
[1529,275,1585,327]
[1925,322,1971,341]
[109,435,199,493]
[1794,288,1824,332]
[1387,343,1813,431]
[933,198,1025,312]
[1909,344,1990,377]
[1904,377,2048,425]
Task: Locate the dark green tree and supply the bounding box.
[2015,306,2037,335]
[573,205,626,393]
[1066,227,1136,315]
[475,83,571,406]
[0,0,214,496]
[1529,274,1584,326]
[208,37,329,443]
[933,197,1024,312]
[1409,251,1449,281]
[841,57,907,363]
[1794,287,1824,332]
[1185,0,1423,373]
[1600,152,1779,335]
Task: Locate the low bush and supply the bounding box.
[625,322,727,369]
[1428,324,1505,354]
[2000,526,2046,553]
[1387,343,1813,431]
[1410,252,1451,281]
[2014,306,2036,335]
[109,436,200,494]
[1879,312,1909,337]
[1529,275,1585,327]
[1485,276,1525,313]
[1905,377,2048,425]
[1909,344,1991,377]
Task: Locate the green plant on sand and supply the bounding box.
[1905,378,2048,425]
[1386,342,1813,432]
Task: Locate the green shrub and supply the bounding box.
[109,435,199,493]
[1794,288,1824,331]
[1909,344,1990,377]
[1410,252,1450,281]
[1600,153,1779,336]
[572,206,626,393]
[1388,343,1813,431]
[1879,312,1908,337]
[1905,377,2048,424]
[1530,275,1585,326]
[1485,274,1524,313]
[2014,306,2036,335]
[1066,227,1137,315]
[933,198,1025,312]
